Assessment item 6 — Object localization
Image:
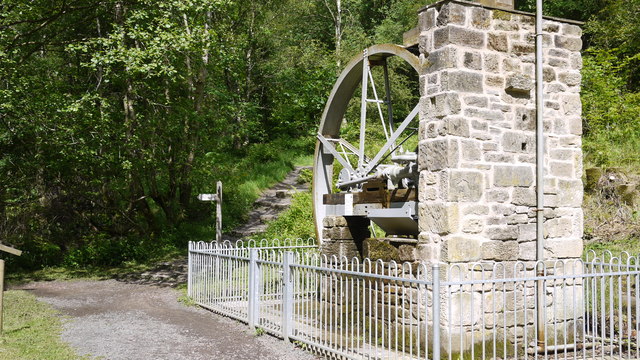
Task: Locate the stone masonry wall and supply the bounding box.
[415,1,584,354]
[417,0,584,265]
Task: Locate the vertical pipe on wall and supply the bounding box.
[535,0,546,348]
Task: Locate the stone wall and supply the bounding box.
[417,0,584,265]
[416,0,585,354]
[320,215,369,259]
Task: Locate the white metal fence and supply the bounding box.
[188,241,640,360]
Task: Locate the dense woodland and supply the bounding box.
[1,0,639,269]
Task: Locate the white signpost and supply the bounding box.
[0,243,22,335]
[198,181,223,243]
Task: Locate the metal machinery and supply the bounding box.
[312,44,422,240]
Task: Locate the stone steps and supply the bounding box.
[230,166,311,239]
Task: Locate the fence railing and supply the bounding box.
[188,241,640,360]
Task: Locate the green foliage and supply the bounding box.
[0,290,82,360]
[582,49,640,166]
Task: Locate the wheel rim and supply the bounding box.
[312,44,423,240]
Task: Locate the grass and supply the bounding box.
[251,190,315,241]
[0,290,82,360]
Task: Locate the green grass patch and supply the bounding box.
[252,190,315,241]
[0,290,82,360]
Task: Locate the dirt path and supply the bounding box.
[16,280,318,360]
[12,167,319,359]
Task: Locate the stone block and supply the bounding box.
[461,139,482,161]
[334,216,348,227]
[493,165,534,187]
[447,236,483,262]
[428,92,462,117]
[321,239,361,259]
[557,179,583,207]
[434,26,485,49]
[427,46,458,71]
[570,53,582,70]
[486,75,505,87]
[550,161,574,178]
[419,8,437,31]
[322,216,335,228]
[486,189,510,202]
[464,108,504,121]
[437,3,467,26]
[513,187,536,206]
[517,223,536,242]
[566,116,582,135]
[485,225,518,241]
[546,238,583,258]
[483,53,500,73]
[364,238,399,262]
[502,131,535,153]
[492,203,515,216]
[512,42,534,55]
[398,245,416,262]
[415,242,441,262]
[560,93,582,116]
[562,24,582,36]
[514,106,536,131]
[463,51,482,70]
[418,202,459,234]
[488,32,508,52]
[558,72,581,87]
[518,241,537,260]
[505,73,533,94]
[482,240,519,260]
[543,66,556,82]
[503,57,521,72]
[419,139,459,171]
[462,218,484,234]
[463,95,488,107]
[444,70,484,93]
[545,217,573,238]
[446,170,484,202]
[555,35,582,51]
[463,204,490,215]
[548,57,569,68]
[470,7,491,29]
[543,23,560,33]
[444,116,469,136]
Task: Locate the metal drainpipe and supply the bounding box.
[535,0,546,349]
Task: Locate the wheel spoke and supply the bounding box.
[367,68,390,141]
[362,103,420,176]
[382,60,396,153]
[317,133,356,175]
[358,52,368,169]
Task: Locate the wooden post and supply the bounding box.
[197,182,223,243]
[0,243,22,336]
[216,181,222,243]
[0,259,4,335]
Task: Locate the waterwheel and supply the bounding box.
[312,44,423,240]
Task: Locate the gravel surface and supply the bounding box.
[16,280,319,360]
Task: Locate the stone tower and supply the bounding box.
[416,0,584,265]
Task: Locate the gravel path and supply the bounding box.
[16,280,319,360]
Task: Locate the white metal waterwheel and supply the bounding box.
[312,44,423,239]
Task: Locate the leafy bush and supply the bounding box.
[582,49,640,167]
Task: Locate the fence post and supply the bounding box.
[187,241,192,297]
[432,263,441,360]
[282,251,294,342]
[248,248,260,329]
